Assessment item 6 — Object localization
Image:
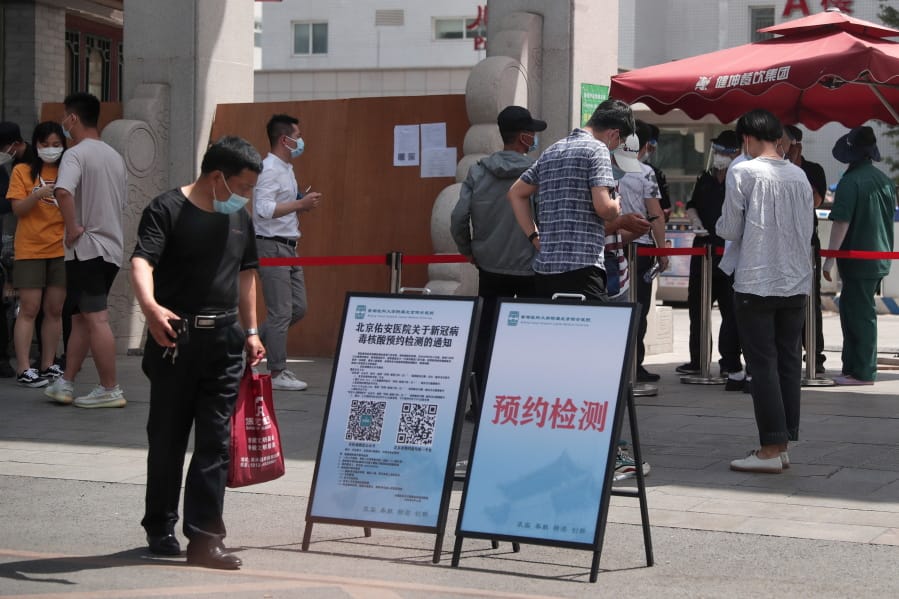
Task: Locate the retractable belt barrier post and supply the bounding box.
[629,242,658,397]
[679,244,726,385]
[802,286,834,387]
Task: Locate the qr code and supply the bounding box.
[345,400,386,443]
[396,402,438,446]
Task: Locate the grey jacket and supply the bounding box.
[450,150,536,276]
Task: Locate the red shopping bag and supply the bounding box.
[227,368,285,487]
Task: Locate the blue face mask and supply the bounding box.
[213,176,249,214]
[523,133,538,153]
[285,136,305,158]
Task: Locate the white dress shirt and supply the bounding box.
[253,153,301,239]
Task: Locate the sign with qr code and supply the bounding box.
[457,299,636,548]
[306,293,478,534]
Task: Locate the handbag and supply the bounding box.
[227,367,285,487]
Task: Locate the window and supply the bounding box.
[434,17,485,41]
[293,22,328,55]
[65,15,122,101]
[750,7,775,42]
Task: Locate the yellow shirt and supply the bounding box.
[7,162,65,259]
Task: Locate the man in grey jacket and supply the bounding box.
[451,106,546,400]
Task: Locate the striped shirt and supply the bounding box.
[520,129,616,274]
[717,157,813,297]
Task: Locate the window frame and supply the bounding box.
[292,21,328,56]
[433,17,485,42]
[749,6,776,42]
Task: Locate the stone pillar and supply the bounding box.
[122,0,254,187]
[1,0,65,129]
[102,84,169,352]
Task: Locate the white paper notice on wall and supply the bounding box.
[421,122,447,151]
[421,147,457,178]
[394,125,420,166]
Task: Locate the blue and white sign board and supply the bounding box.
[457,300,635,547]
[306,294,477,532]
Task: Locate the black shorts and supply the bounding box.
[66,256,119,314]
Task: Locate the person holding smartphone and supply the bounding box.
[252,114,321,392]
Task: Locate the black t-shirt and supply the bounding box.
[649,164,671,211]
[131,187,258,314]
[798,157,826,241]
[686,171,726,245]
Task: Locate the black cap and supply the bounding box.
[497,106,547,134]
[0,121,23,146]
[711,130,740,152]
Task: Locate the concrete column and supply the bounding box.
[487,0,618,139]
[123,0,254,187]
[2,1,37,127]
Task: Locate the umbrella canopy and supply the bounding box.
[609,10,899,130]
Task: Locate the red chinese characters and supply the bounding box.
[467,4,488,50]
[782,0,853,17]
[491,395,609,432]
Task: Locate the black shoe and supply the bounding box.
[742,377,753,394]
[0,361,14,378]
[147,533,181,556]
[816,364,826,375]
[724,374,745,392]
[636,367,661,382]
[675,362,699,375]
[186,544,242,570]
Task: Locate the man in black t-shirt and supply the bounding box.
[784,125,827,374]
[131,136,265,570]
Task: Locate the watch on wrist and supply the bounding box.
[245,327,259,337]
[528,231,539,242]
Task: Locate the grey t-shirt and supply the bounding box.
[55,138,127,265]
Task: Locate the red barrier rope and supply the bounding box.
[259,255,386,267]
[402,254,470,265]
[820,250,899,259]
[259,248,899,269]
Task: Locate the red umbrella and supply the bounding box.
[609,9,899,130]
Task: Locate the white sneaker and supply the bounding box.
[730,450,783,473]
[271,370,308,391]
[45,377,75,405]
[73,385,127,408]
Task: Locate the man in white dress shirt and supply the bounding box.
[253,114,321,391]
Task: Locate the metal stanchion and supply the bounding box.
[801,289,834,386]
[681,244,726,385]
[387,251,403,294]
[629,243,658,397]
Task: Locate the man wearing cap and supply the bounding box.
[677,131,743,382]
[612,120,667,382]
[451,105,545,398]
[783,125,827,375]
[643,124,672,221]
[507,99,650,301]
[824,126,896,386]
[0,121,33,379]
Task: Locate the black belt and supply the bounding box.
[256,235,297,248]
[180,311,238,329]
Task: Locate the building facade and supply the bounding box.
[254,0,486,101]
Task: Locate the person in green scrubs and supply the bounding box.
[823,126,897,386]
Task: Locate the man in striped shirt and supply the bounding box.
[508,99,650,300]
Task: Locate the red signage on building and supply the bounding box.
[783,0,854,17]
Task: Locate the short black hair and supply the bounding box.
[647,123,660,141]
[784,124,803,143]
[201,136,263,177]
[735,109,783,143]
[63,92,101,128]
[635,120,652,148]
[586,99,635,138]
[0,121,24,146]
[266,114,299,147]
[29,121,67,181]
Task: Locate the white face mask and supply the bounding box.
[712,154,733,170]
[37,147,64,163]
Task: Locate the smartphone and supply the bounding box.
[166,318,184,342]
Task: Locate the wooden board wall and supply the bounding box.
[210,95,469,357]
[40,102,123,132]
